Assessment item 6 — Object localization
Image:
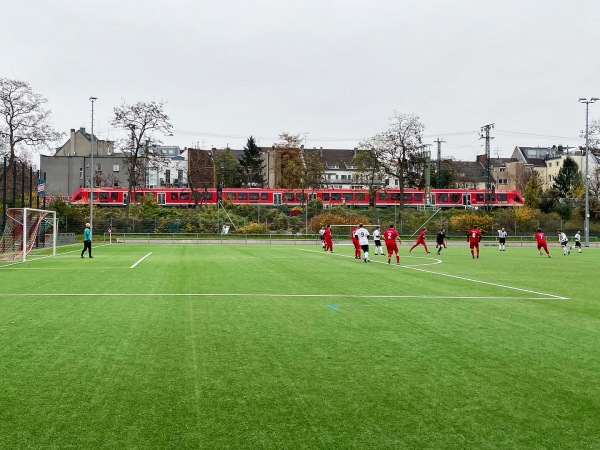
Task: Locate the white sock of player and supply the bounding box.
[365,251,369,261]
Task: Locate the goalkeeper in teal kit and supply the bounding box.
[81,223,93,258]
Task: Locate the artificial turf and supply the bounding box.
[1,242,599,449]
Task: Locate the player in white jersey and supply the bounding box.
[372,226,383,255]
[558,229,569,255]
[355,224,371,262]
[572,231,582,253]
[497,227,507,251]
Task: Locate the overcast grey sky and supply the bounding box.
[4,0,599,162]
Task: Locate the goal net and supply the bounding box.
[0,208,57,262]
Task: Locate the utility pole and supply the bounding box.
[89,97,97,232]
[422,145,432,205]
[480,124,495,210]
[434,138,445,188]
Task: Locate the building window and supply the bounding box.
[113,164,120,172]
[165,170,171,184]
[178,169,184,180]
[499,167,506,172]
[79,168,83,180]
[499,179,508,184]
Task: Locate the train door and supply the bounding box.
[273,193,282,205]
[123,192,128,205]
[430,193,436,205]
[157,193,166,205]
[462,193,471,206]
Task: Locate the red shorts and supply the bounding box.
[386,243,398,254]
[469,241,479,249]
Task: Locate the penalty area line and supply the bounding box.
[404,265,568,300]
[298,248,568,300]
[131,252,153,268]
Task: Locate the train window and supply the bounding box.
[238,193,247,200]
[322,193,330,201]
[391,193,400,201]
[343,193,353,201]
[250,192,259,200]
[403,193,412,201]
[331,193,341,201]
[111,192,118,200]
[74,192,82,200]
[92,192,99,200]
[180,192,190,200]
[261,193,269,200]
[296,193,306,202]
[476,194,484,202]
[355,193,366,201]
[201,192,213,200]
[134,193,144,201]
[170,193,178,200]
[414,193,423,201]
[284,193,294,202]
[450,193,460,203]
[378,192,389,201]
[497,193,507,202]
[437,193,448,202]
[486,193,494,201]
[226,193,236,200]
[100,192,109,200]
[513,193,522,202]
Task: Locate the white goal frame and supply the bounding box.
[0,208,58,262]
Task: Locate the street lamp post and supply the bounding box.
[578,97,599,248]
[89,97,97,232]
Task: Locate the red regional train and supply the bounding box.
[70,187,524,208]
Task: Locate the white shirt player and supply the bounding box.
[497,229,507,238]
[373,228,381,241]
[574,232,581,243]
[558,232,568,244]
[356,227,370,246]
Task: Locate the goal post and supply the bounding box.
[0,208,57,262]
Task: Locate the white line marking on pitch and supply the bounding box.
[130,252,153,268]
[0,293,564,300]
[299,248,568,300]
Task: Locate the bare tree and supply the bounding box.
[585,118,600,150]
[111,101,172,220]
[369,112,425,209]
[0,78,62,168]
[187,148,216,207]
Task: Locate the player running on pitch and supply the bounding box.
[534,228,551,258]
[383,224,402,265]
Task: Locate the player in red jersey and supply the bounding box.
[383,224,402,265]
[534,228,551,258]
[323,224,334,253]
[409,227,430,253]
[467,225,482,259]
[351,226,361,259]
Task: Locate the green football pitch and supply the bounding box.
[1,242,599,449]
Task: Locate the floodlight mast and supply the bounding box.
[579,97,598,247]
[89,97,97,233]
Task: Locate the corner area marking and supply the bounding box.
[131,252,153,269]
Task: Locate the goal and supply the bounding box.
[0,208,57,262]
